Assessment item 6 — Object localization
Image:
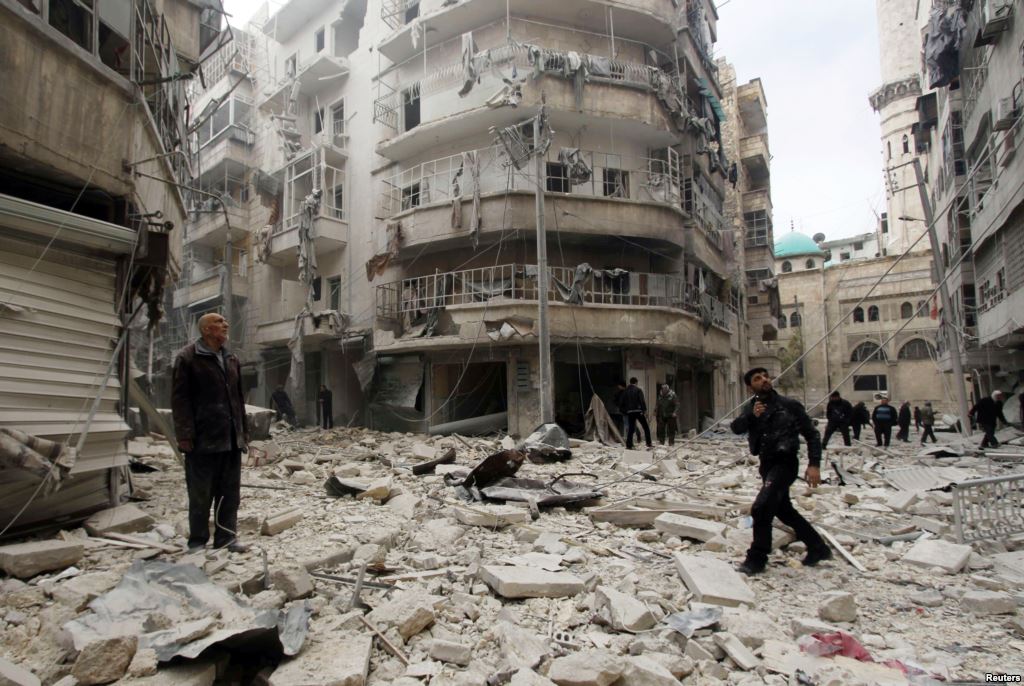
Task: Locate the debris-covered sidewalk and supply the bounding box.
[2,425,1024,685]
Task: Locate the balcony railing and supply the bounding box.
[683,176,725,248]
[376,263,734,332]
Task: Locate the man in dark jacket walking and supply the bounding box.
[970,391,1008,449]
[920,402,937,444]
[871,394,897,447]
[271,385,296,426]
[621,377,653,449]
[172,312,250,553]
[851,401,871,441]
[896,401,912,442]
[655,384,679,446]
[318,384,334,429]
[914,406,922,431]
[730,367,831,576]
[822,391,853,448]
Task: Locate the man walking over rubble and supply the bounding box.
[655,383,679,446]
[920,401,937,444]
[851,401,871,441]
[730,367,832,576]
[621,377,653,449]
[318,384,333,430]
[172,312,250,554]
[271,385,296,427]
[822,390,852,448]
[970,390,1008,449]
[871,394,897,447]
[896,401,912,442]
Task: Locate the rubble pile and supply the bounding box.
[2,427,1024,685]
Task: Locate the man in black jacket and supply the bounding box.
[730,367,831,575]
[871,394,897,447]
[851,401,871,441]
[970,391,1008,449]
[822,391,853,448]
[896,401,912,442]
[620,377,653,449]
[172,312,250,553]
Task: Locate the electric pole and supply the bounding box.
[533,100,554,424]
[911,159,972,436]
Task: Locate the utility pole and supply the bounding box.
[533,100,554,424]
[911,159,972,436]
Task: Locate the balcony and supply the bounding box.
[742,188,773,214]
[375,264,736,343]
[261,53,350,109]
[256,310,348,347]
[172,268,249,310]
[185,205,249,248]
[736,80,767,131]
[682,175,726,272]
[374,44,687,160]
[261,0,334,42]
[739,134,769,186]
[378,0,679,65]
[192,126,254,183]
[266,214,347,264]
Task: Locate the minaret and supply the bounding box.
[869,0,928,255]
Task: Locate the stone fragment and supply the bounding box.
[495,621,549,670]
[712,632,759,671]
[960,590,1018,615]
[356,477,392,502]
[454,506,530,528]
[72,636,138,685]
[0,656,41,686]
[0,539,84,579]
[618,656,681,686]
[902,539,972,574]
[386,493,420,518]
[50,678,76,686]
[365,591,437,640]
[645,654,694,680]
[672,553,755,607]
[509,669,557,686]
[411,443,437,460]
[790,616,837,637]
[908,589,944,607]
[479,566,584,599]
[84,504,155,536]
[683,640,714,662]
[653,513,727,542]
[533,532,569,555]
[427,639,472,666]
[818,592,858,622]
[118,660,216,686]
[268,635,372,686]
[547,651,623,686]
[261,508,303,536]
[270,566,314,600]
[49,571,121,611]
[620,449,654,465]
[717,608,783,648]
[126,649,159,678]
[595,586,656,632]
[911,516,950,535]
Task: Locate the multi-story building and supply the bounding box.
[0,0,223,532]
[911,0,1024,396]
[718,60,778,380]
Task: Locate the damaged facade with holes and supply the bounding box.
[0,0,227,534]
[367,0,743,437]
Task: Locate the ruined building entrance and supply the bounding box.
[553,347,623,437]
[429,360,507,431]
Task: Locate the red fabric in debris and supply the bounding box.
[802,632,917,676]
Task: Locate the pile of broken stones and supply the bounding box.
[2,426,1024,685]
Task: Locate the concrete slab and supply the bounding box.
[902,539,972,573]
[713,632,759,671]
[0,656,40,686]
[479,565,584,599]
[672,553,755,607]
[595,586,656,632]
[84,504,155,537]
[654,513,727,542]
[0,539,84,579]
[268,635,372,686]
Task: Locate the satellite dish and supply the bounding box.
[812,232,826,243]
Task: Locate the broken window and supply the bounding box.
[312,277,323,302]
[805,258,816,269]
[401,182,421,211]
[853,241,863,250]
[404,0,419,23]
[17,0,40,13]
[314,107,325,135]
[331,184,344,220]
[331,100,346,141]
[839,252,851,261]
[744,210,771,247]
[402,85,421,132]
[853,374,887,391]
[917,300,928,317]
[881,212,889,234]
[603,169,630,198]
[315,27,325,53]
[98,0,130,75]
[328,277,341,311]
[902,134,910,154]
[546,163,570,193]
[777,315,787,329]
[50,0,93,52]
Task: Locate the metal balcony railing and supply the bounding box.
[375,263,734,332]
[683,176,724,248]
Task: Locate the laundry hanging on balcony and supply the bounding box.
[924,4,966,89]
[365,221,403,280]
[594,268,631,301]
[548,263,593,305]
[558,148,592,185]
[493,124,533,170]
[457,32,478,97]
[298,189,322,311]
[758,277,781,317]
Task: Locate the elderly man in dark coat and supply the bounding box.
[172,312,250,553]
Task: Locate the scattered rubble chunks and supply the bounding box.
[84,504,155,537]
[547,651,622,686]
[261,508,303,536]
[270,566,314,600]
[673,553,755,607]
[653,513,727,542]
[426,639,472,666]
[902,539,972,573]
[960,590,1018,615]
[595,586,656,632]
[618,655,682,686]
[268,635,372,686]
[712,632,759,671]
[0,656,40,686]
[818,591,858,622]
[453,505,530,528]
[0,539,84,579]
[72,636,138,685]
[479,565,584,599]
[364,591,437,640]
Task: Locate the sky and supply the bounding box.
[222,0,888,242]
[715,0,887,241]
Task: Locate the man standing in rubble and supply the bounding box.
[621,377,653,449]
[271,385,297,427]
[970,391,1008,449]
[172,312,250,554]
[920,401,938,444]
[822,390,853,448]
[896,401,912,442]
[730,367,831,575]
[655,384,679,446]
[851,401,871,441]
[318,384,334,430]
[871,393,897,447]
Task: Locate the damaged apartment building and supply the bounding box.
[157,0,753,438]
[0,0,227,533]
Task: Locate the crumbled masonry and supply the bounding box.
[1,424,1023,684]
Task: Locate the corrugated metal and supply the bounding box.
[0,232,130,535]
[883,465,979,491]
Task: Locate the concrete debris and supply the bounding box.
[83,505,155,537]
[959,590,1018,615]
[0,656,41,686]
[652,512,728,542]
[479,565,584,598]
[817,591,858,622]
[595,586,656,632]
[673,553,755,607]
[268,635,372,686]
[364,591,437,640]
[270,565,315,600]
[72,635,138,685]
[0,539,84,579]
[618,655,682,686]
[902,538,973,573]
[261,508,304,536]
[426,638,472,665]
[547,651,622,686]
[712,632,759,671]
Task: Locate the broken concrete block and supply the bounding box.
[672,553,755,607]
[644,654,694,680]
[126,649,159,678]
[902,539,972,574]
[620,449,654,465]
[547,651,623,686]
[595,586,656,632]
[0,539,84,579]
[717,608,783,649]
[365,591,437,640]
[386,493,420,518]
[712,632,759,671]
[268,635,372,686]
[0,656,40,686]
[509,669,558,686]
[653,513,727,542]
[261,508,303,536]
[411,443,437,460]
[72,636,138,685]
[48,570,121,611]
[496,621,549,670]
[270,566,314,600]
[118,660,216,686]
[885,490,919,512]
[454,506,530,528]
[356,477,392,502]
[790,616,837,637]
[960,590,1018,615]
[818,591,858,622]
[84,504,155,537]
[908,589,944,607]
[479,566,584,599]
[911,515,950,535]
[427,639,472,666]
[618,656,682,686]
[533,532,569,555]
[683,640,714,662]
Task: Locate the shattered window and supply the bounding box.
[602,169,630,198]
[50,0,94,52]
[546,163,570,193]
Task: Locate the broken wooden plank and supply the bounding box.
[100,532,182,553]
[819,528,867,573]
[359,616,409,665]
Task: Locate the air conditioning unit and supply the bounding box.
[994,96,1020,130]
[979,0,1013,44]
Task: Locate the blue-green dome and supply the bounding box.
[774,232,826,258]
